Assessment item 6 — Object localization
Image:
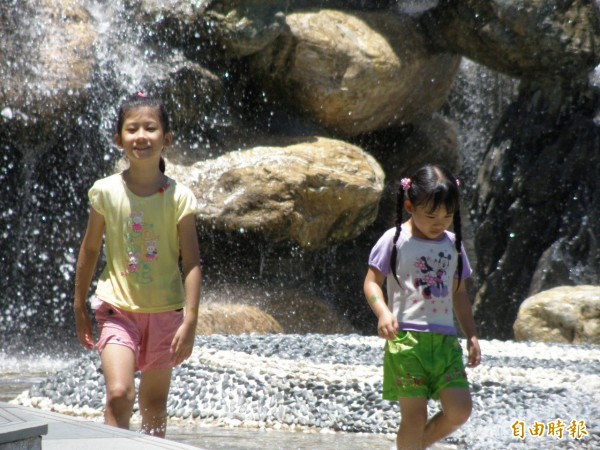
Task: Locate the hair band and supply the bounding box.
[137,91,146,98]
[400,178,412,191]
[456,179,460,188]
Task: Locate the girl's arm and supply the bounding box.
[171,213,202,365]
[363,267,398,340]
[74,208,105,349]
[452,280,481,367]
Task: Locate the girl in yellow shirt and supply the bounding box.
[73,93,201,438]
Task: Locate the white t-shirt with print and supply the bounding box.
[368,228,472,336]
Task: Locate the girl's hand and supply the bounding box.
[73,304,94,350]
[466,335,481,368]
[378,312,399,341]
[170,321,196,366]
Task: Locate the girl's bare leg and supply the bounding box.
[101,344,136,429]
[397,397,428,450]
[422,388,472,448]
[138,367,172,437]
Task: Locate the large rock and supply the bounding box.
[170,136,385,249]
[0,0,96,139]
[196,303,283,335]
[514,286,600,344]
[423,0,600,80]
[200,283,357,334]
[249,9,460,136]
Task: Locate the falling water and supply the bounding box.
[0,0,231,351]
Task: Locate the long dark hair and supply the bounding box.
[390,165,464,289]
[116,93,171,173]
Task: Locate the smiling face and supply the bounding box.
[114,106,172,166]
[405,200,454,241]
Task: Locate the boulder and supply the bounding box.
[196,303,283,335]
[249,9,460,136]
[472,81,600,340]
[0,0,96,139]
[514,286,600,344]
[200,283,357,334]
[169,136,385,249]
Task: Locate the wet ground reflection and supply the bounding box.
[167,426,396,450]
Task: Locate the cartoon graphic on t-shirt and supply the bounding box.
[130,212,144,231]
[123,211,159,283]
[127,252,140,273]
[145,240,158,260]
[413,252,452,299]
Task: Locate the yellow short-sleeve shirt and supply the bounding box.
[89,173,197,313]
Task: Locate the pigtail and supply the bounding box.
[159,156,166,173]
[390,183,405,286]
[453,208,463,290]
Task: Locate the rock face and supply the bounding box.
[136,0,288,59]
[424,0,600,80]
[514,286,600,344]
[471,81,600,339]
[443,1,600,339]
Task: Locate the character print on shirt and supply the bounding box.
[121,211,159,284]
[413,251,452,300]
[127,252,140,272]
[131,211,144,231]
[145,240,158,260]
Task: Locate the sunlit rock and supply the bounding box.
[423,0,600,80]
[514,286,600,344]
[196,303,283,335]
[200,283,357,334]
[171,136,385,249]
[249,9,460,136]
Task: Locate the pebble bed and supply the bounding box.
[14,334,600,449]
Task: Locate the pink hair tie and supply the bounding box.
[137,91,146,98]
[400,178,412,191]
[456,179,460,188]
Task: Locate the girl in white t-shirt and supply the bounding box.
[363,164,481,450]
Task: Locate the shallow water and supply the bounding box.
[167,426,396,450]
[0,360,398,450]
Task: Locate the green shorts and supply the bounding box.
[383,331,468,401]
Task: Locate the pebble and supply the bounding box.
[13,334,600,449]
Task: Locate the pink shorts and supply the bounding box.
[93,299,184,372]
